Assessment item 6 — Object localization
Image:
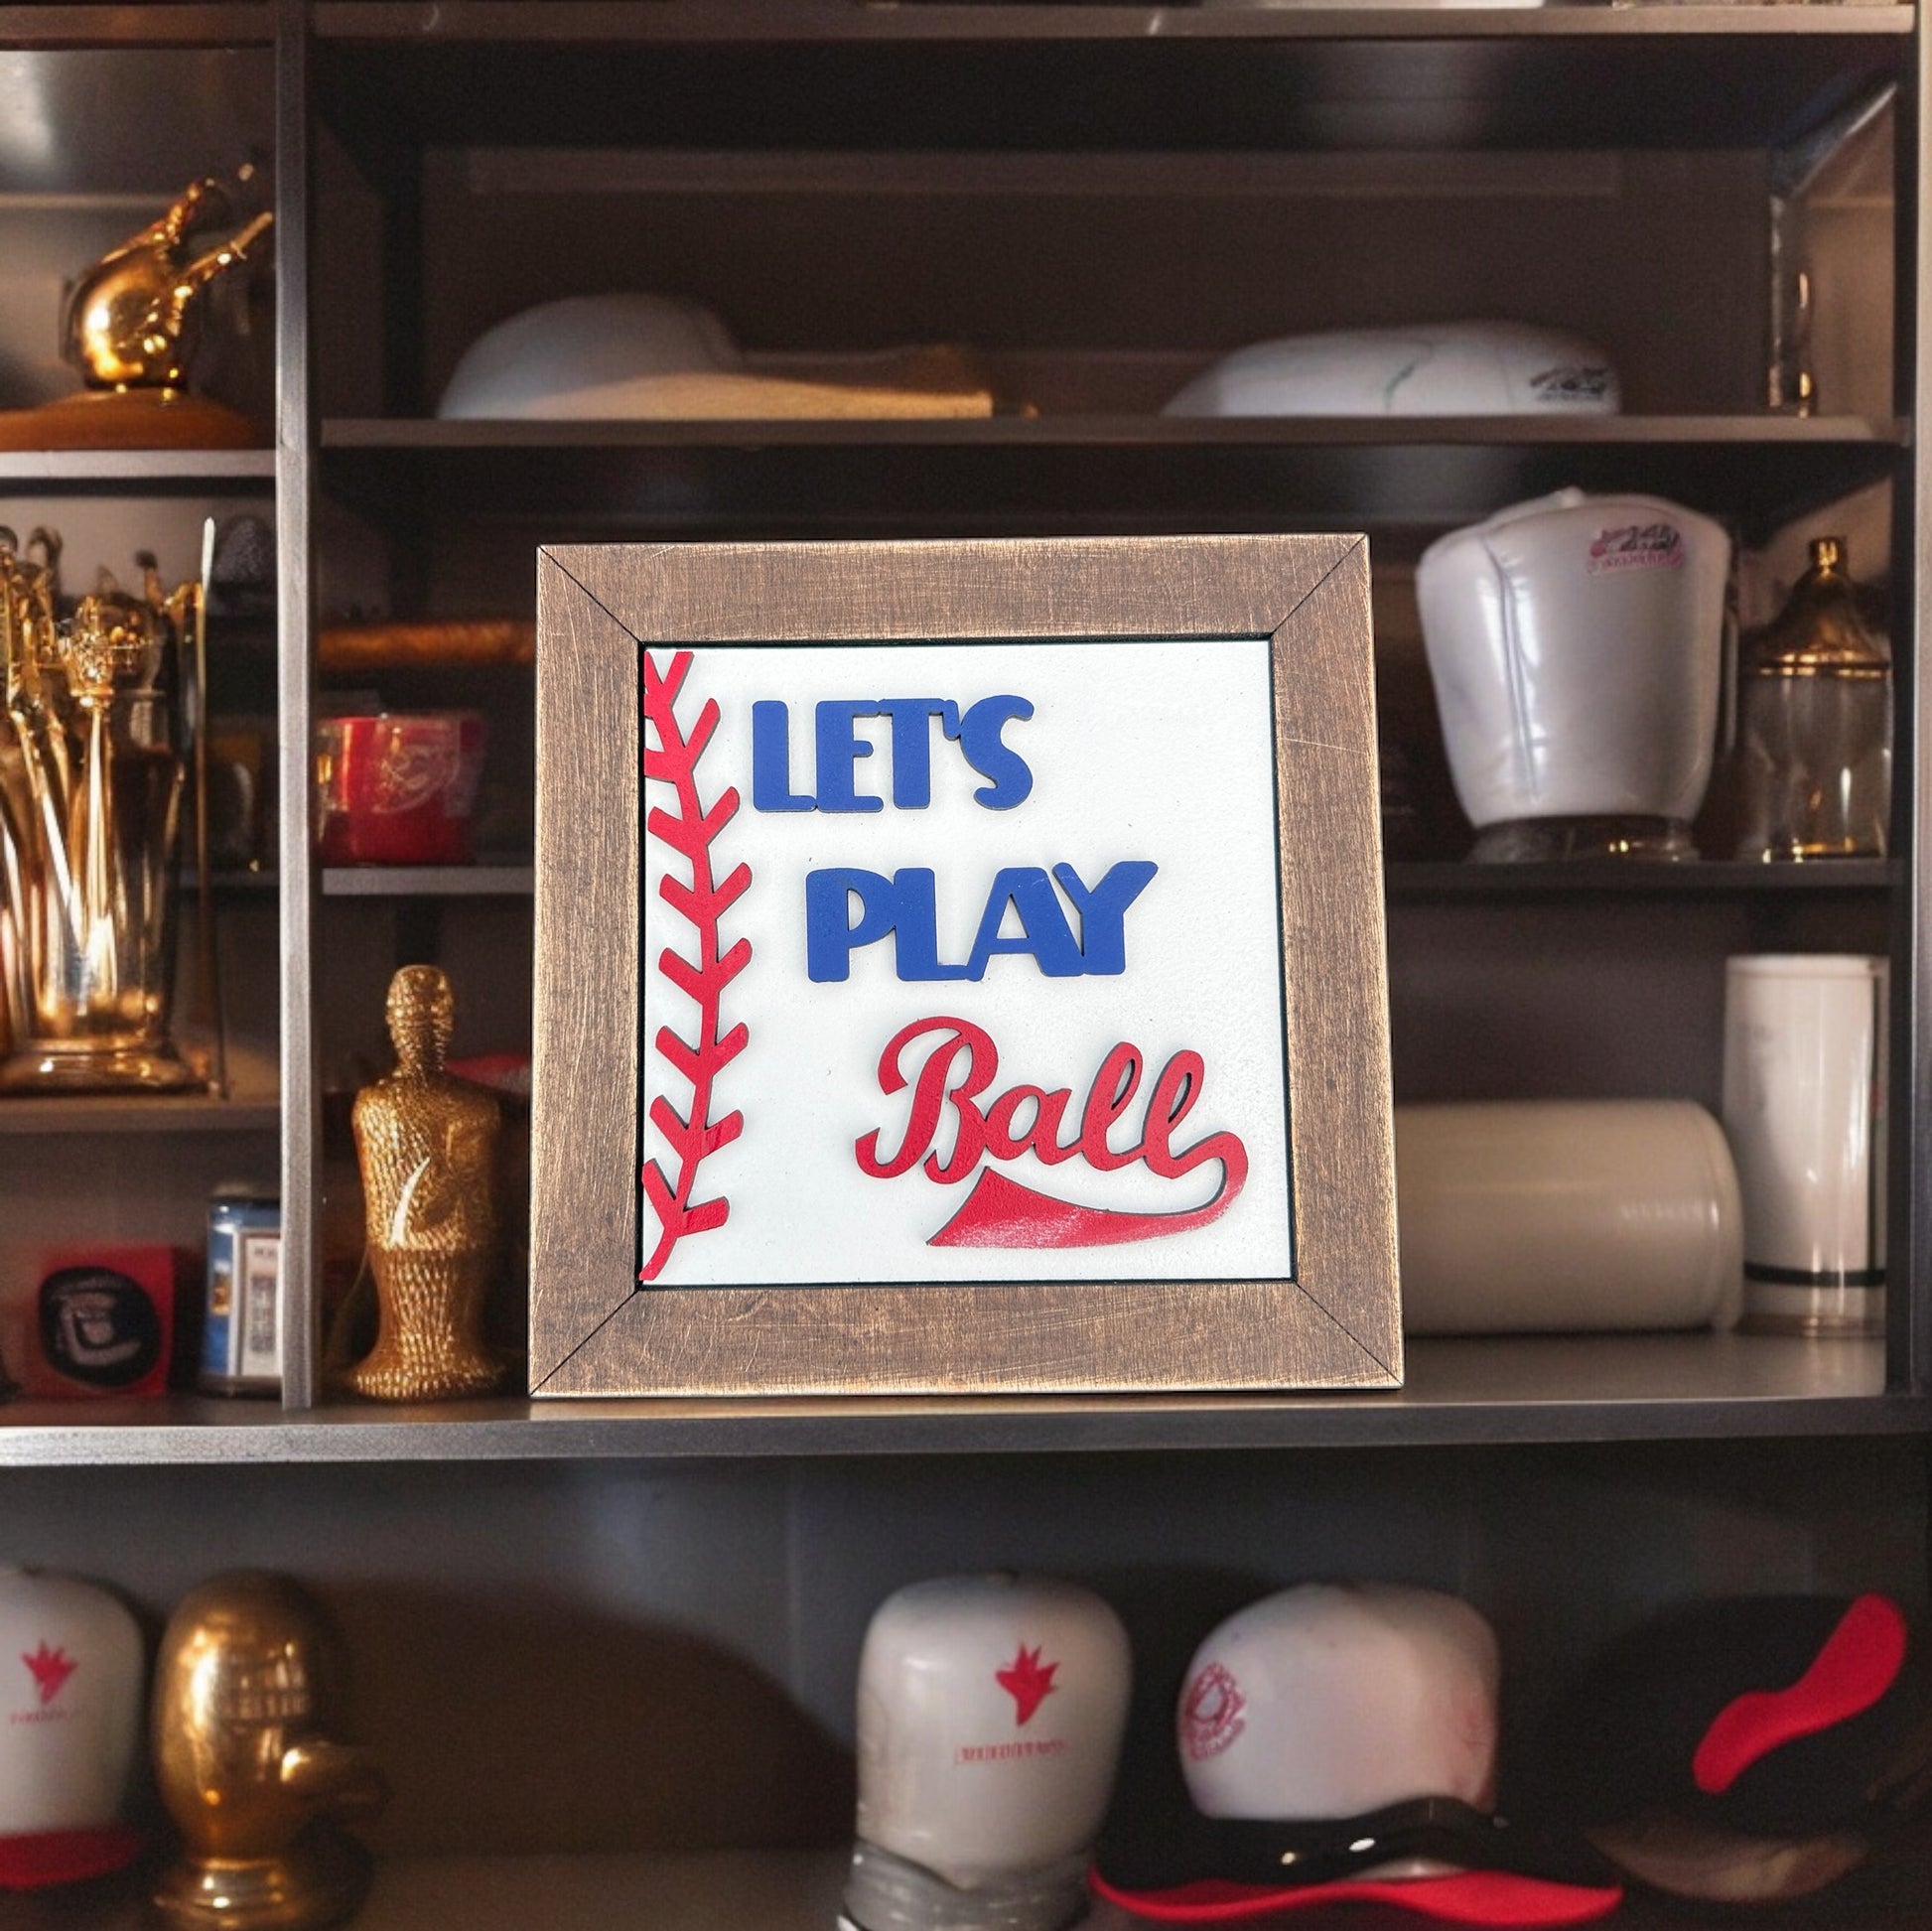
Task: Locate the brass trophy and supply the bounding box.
[152,1572,387,1931]
[345,965,506,1400]
[0,175,272,452]
[0,530,207,1091]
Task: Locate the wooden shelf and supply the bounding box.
[0,1093,278,1135]
[1387,859,1900,897]
[0,4,271,49]
[36,1842,1932,1931]
[325,415,1904,450]
[0,449,275,487]
[224,863,1899,901]
[315,5,1918,46]
[324,863,535,897]
[320,418,1899,540]
[0,1336,1912,1464]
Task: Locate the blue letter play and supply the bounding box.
[806,862,1158,983]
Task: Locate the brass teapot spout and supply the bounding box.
[64,175,273,393]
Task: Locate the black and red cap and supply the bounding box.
[1544,1592,1931,1904]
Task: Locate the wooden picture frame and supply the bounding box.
[530,535,1397,1396]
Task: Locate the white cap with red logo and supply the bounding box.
[0,1568,144,1889]
[1179,1584,1498,1822]
[1090,1584,1623,1928]
[843,1574,1132,1931]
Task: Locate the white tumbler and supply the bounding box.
[0,1568,143,1887]
[1723,955,1888,1336]
[1418,488,1731,861]
[843,1573,1131,1931]
[1395,1100,1743,1335]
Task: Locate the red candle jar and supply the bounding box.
[316,711,486,866]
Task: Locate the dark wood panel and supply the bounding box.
[319,430,1902,546]
[315,31,1906,158]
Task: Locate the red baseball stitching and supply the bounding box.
[640,649,752,1282]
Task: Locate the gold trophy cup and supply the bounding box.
[0,529,206,1090]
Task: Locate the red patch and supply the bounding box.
[996,1643,1059,1725]
[1693,1593,1908,1795]
[20,1642,75,1706]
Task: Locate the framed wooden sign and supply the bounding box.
[530,536,1397,1397]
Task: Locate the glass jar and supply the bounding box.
[1733,536,1890,861]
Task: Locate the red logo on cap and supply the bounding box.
[1181,1660,1245,1759]
[21,1642,76,1706]
[996,1644,1059,1725]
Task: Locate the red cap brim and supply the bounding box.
[0,1826,145,1890]
[1090,1869,1623,1927]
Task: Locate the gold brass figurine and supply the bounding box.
[0,175,272,451]
[0,528,207,1091]
[153,1572,387,1931]
[345,965,506,1401]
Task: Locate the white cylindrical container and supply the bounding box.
[844,1574,1131,1931]
[0,1568,142,1859]
[1395,1100,1743,1335]
[1722,955,1888,1336]
[1417,489,1731,861]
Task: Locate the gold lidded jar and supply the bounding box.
[1733,536,1891,861]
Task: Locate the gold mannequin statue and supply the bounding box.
[345,965,505,1401]
[152,1572,387,1931]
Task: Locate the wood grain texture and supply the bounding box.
[529,558,642,1389]
[549,535,1359,645]
[530,535,1397,1396]
[1271,541,1401,1381]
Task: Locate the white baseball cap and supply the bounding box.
[843,1573,1132,1931]
[1091,1584,1621,1927]
[0,1568,144,1889]
[436,294,992,421]
[1164,323,1618,419]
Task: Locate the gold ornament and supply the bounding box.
[152,1572,386,1931]
[345,964,505,1401]
[0,175,271,452]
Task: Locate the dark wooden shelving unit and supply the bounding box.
[2,6,1929,1919]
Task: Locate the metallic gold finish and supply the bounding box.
[0,529,207,1091]
[345,965,506,1401]
[67,177,273,395]
[152,1572,386,1931]
[0,177,272,452]
[1746,537,1890,682]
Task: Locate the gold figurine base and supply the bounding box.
[0,387,260,451]
[341,1249,506,1402]
[0,1040,203,1093]
[153,1832,373,1931]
